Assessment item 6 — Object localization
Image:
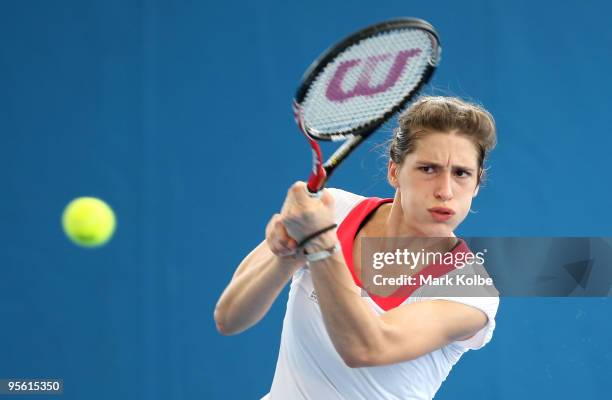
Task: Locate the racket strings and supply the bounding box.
[302,29,435,137]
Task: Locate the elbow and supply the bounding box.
[214,306,238,336]
[338,347,377,369]
[342,354,370,369]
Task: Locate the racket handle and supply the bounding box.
[295,107,327,196]
[306,163,326,197]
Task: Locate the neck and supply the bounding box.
[359,193,458,255]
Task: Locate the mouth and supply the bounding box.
[428,207,455,222]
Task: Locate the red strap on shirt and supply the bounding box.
[336,197,470,311]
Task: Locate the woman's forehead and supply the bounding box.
[411,133,479,165]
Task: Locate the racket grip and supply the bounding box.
[298,116,327,196]
[306,166,326,198]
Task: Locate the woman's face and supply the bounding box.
[388,131,480,237]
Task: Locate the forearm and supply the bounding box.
[214,243,300,335]
[309,238,487,367]
[307,234,384,364]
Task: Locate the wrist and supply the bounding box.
[305,242,341,265]
[274,252,307,273]
[297,223,337,248]
[303,231,338,254]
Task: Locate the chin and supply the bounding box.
[427,222,458,237]
[416,225,452,238]
[429,229,454,238]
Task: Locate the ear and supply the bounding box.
[387,160,399,189]
[473,184,480,197]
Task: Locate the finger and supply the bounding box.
[320,189,335,208]
[288,181,312,203]
[267,234,293,256]
[269,216,298,256]
[274,244,294,257]
[286,237,299,250]
[266,215,288,255]
[274,218,294,245]
[275,229,298,256]
[276,236,299,254]
[265,214,281,238]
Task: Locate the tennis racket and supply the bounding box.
[293,18,441,194]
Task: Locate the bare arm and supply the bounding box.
[214,215,305,335]
[308,242,487,367]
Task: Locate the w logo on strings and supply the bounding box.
[325,48,421,102]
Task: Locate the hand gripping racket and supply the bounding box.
[292,18,441,195]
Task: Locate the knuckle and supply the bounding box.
[290,181,304,193]
[269,243,283,255]
[300,209,316,221]
[265,217,277,234]
[284,209,315,225]
[277,231,289,243]
[266,238,276,252]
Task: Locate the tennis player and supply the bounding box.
[215,96,499,399]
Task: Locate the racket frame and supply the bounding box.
[292,18,441,192]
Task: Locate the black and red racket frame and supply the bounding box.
[292,18,441,194]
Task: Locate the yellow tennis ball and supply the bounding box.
[62,197,116,247]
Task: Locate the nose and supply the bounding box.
[434,171,453,201]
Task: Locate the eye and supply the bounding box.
[454,169,472,178]
[418,166,436,174]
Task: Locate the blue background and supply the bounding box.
[1,0,611,399]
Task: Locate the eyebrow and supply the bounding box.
[415,160,476,172]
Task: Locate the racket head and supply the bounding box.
[293,18,441,141]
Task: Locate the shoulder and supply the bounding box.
[326,188,366,224]
[419,261,500,317]
[413,259,501,350]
